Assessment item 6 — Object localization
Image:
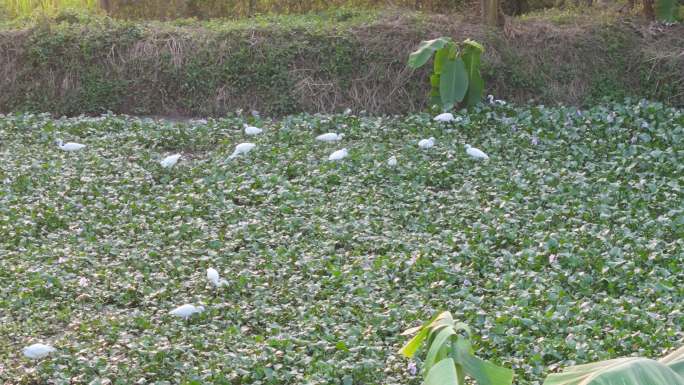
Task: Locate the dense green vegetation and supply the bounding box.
[0,0,535,20]
[1,101,682,384]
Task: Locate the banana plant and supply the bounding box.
[408,37,485,111]
[399,311,513,385]
[543,345,684,385]
[655,0,680,22]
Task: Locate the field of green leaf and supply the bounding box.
[0,101,682,384]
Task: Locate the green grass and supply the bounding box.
[0,0,99,19]
[0,0,462,21]
[0,101,683,384]
[0,6,380,30]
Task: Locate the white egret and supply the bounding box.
[434,113,455,123]
[487,95,506,106]
[465,144,489,160]
[56,139,85,152]
[160,154,181,168]
[169,304,205,319]
[418,137,435,149]
[244,124,262,136]
[207,268,228,287]
[328,148,348,161]
[229,143,256,159]
[387,156,397,167]
[316,133,344,142]
[23,343,56,359]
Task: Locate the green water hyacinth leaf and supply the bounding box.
[544,347,684,385]
[408,37,451,69]
[2,101,682,384]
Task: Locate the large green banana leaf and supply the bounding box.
[544,346,684,385]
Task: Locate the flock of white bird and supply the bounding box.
[23,266,230,359]
[54,112,489,168]
[27,112,489,360]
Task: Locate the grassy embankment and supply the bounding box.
[0,7,682,117]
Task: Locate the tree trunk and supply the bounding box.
[99,0,111,14]
[643,0,655,19]
[482,0,502,26]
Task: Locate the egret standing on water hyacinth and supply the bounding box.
[169,304,205,319]
[316,133,344,142]
[207,268,228,287]
[229,143,256,159]
[434,113,455,123]
[328,148,348,161]
[418,137,435,149]
[387,156,397,167]
[487,95,506,106]
[160,154,181,168]
[56,139,86,152]
[244,124,262,136]
[23,343,56,359]
[465,144,489,160]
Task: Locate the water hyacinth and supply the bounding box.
[0,101,682,384]
[407,361,417,376]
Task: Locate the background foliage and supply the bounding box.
[0,0,553,20]
[0,10,682,117]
